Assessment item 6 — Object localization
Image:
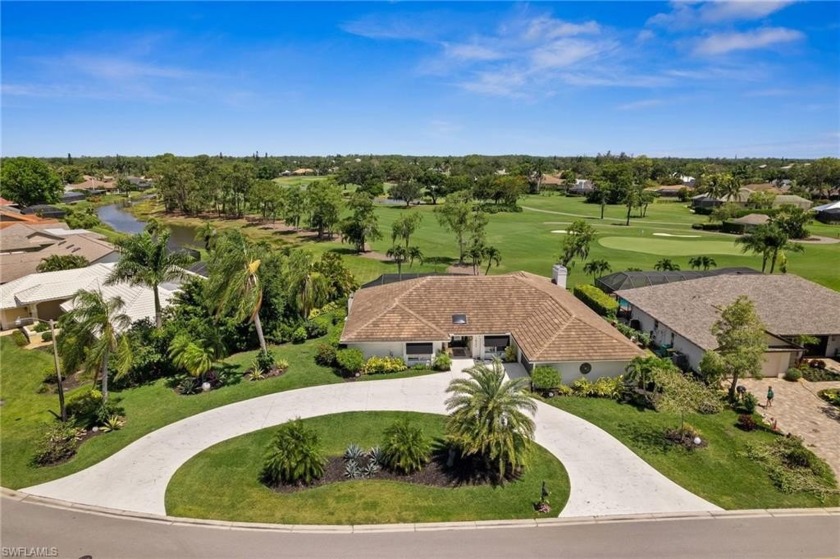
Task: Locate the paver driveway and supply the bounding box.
[23,361,720,518]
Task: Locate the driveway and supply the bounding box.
[22,360,719,518]
[741,378,840,479]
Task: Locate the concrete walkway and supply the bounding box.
[22,361,719,518]
[741,378,840,479]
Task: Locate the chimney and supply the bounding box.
[552,264,568,289]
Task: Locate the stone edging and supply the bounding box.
[3,487,838,534]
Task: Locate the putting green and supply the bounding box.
[598,236,745,256]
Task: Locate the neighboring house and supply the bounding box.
[813,200,840,223]
[341,269,643,382]
[567,179,594,196]
[61,191,86,204]
[653,185,691,198]
[70,175,117,191]
[20,205,66,219]
[126,177,154,190]
[0,208,59,229]
[691,188,752,211]
[615,274,840,377]
[596,267,759,294]
[680,175,696,186]
[0,224,118,284]
[292,168,316,176]
[0,263,180,330]
[772,194,812,210]
[724,213,771,234]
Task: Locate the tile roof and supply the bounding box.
[342,272,643,363]
[0,233,116,284]
[1,263,179,328]
[616,274,840,350]
[596,267,759,293]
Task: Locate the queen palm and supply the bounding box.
[59,289,133,403]
[688,256,717,271]
[206,230,269,352]
[482,246,501,275]
[583,259,612,279]
[386,245,408,279]
[106,228,194,328]
[168,333,215,379]
[445,359,537,479]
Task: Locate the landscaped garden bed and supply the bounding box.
[166,411,570,524]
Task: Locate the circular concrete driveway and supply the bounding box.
[22,362,720,519]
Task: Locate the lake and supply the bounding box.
[97,204,200,251]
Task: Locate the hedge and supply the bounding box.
[573,284,618,318]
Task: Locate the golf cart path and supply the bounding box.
[22,363,720,518]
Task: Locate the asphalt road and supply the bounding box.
[1,497,838,559]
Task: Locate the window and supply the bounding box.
[406,343,433,356]
[452,314,467,325]
[484,336,510,352]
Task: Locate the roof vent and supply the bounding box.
[452,313,467,325]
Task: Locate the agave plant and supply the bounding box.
[344,443,364,462]
[367,446,383,466]
[362,461,381,478]
[344,459,362,479]
[100,415,125,433]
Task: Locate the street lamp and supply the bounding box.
[16,317,66,422]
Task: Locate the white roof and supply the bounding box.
[1,263,180,328]
[813,200,840,212]
[42,228,96,237]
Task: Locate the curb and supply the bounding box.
[4,488,839,534]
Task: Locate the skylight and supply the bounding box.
[452,314,467,325]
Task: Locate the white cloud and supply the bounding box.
[530,38,617,70]
[648,1,796,28]
[443,43,504,61]
[617,99,664,110]
[693,27,804,55]
[522,16,601,40]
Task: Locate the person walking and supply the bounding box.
[766,386,775,409]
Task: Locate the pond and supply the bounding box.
[97,204,200,251]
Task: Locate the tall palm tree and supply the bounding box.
[735,226,771,273]
[583,259,612,279]
[406,246,423,269]
[106,228,194,328]
[735,224,803,274]
[688,256,717,271]
[206,230,269,352]
[284,250,329,319]
[59,289,133,403]
[386,245,408,279]
[445,359,537,479]
[467,243,484,275]
[194,222,217,252]
[482,246,502,275]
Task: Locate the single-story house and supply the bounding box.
[596,267,759,294]
[341,269,643,382]
[20,205,66,219]
[0,208,59,230]
[616,274,840,377]
[812,200,840,223]
[61,191,86,204]
[724,213,771,234]
[567,179,594,196]
[773,194,812,210]
[691,188,752,211]
[0,263,180,330]
[0,224,118,284]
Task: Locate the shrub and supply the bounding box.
[255,350,276,372]
[66,389,103,427]
[741,392,758,414]
[818,388,840,408]
[554,384,573,397]
[304,319,328,339]
[801,367,840,382]
[591,377,623,399]
[531,366,561,392]
[381,419,431,474]
[336,348,365,376]
[11,330,28,347]
[363,356,407,375]
[32,423,85,466]
[691,223,722,231]
[291,327,307,344]
[315,343,337,367]
[261,419,326,486]
[615,322,651,347]
[433,351,452,372]
[41,331,53,342]
[783,368,802,382]
[744,437,838,500]
[571,378,593,396]
[33,321,50,333]
[573,284,618,318]
[503,345,517,363]
[737,414,757,431]
[275,359,289,373]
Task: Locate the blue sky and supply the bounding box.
[2,1,839,158]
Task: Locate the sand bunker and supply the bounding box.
[551,230,568,234]
[653,233,701,238]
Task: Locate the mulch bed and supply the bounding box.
[664,429,709,450]
[267,452,520,494]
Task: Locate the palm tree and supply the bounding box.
[168,333,215,379]
[406,246,423,269]
[386,245,408,279]
[467,243,484,275]
[59,289,133,403]
[688,256,717,271]
[583,259,612,279]
[654,258,680,271]
[106,228,194,328]
[735,226,771,273]
[381,419,431,474]
[206,230,269,352]
[736,224,803,274]
[284,250,330,320]
[445,359,537,479]
[482,246,502,275]
[194,222,217,252]
[261,419,327,486]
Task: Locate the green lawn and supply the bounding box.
[0,337,350,489]
[597,236,746,256]
[166,411,570,524]
[548,397,839,510]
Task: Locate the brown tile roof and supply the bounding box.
[616,274,840,350]
[0,209,60,229]
[342,272,643,363]
[730,213,771,226]
[0,235,115,284]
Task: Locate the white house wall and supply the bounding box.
[827,335,840,358]
[547,360,628,382]
[629,307,705,370]
[762,350,797,378]
[348,341,443,363]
